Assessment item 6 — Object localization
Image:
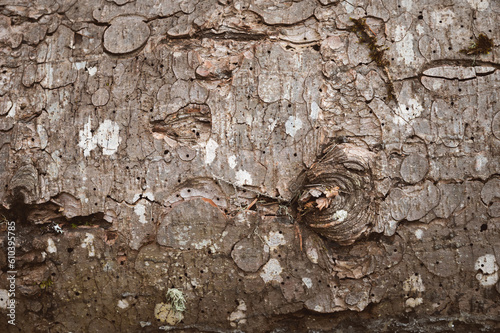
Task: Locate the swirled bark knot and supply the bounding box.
[298,143,376,245]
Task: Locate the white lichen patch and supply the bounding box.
[394,25,407,42]
[306,246,319,264]
[406,297,423,308]
[134,203,148,224]
[117,299,130,309]
[81,233,96,257]
[403,274,425,308]
[95,119,121,155]
[72,61,86,70]
[414,229,424,240]
[268,118,278,132]
[228,155,237,169]
[397,98,423,122]
[87,66,97,76]
[228,300,247,328]
[475,254,499,286]
[46,238,57,254]
[154,303,183,325]
[37,124,48,149]
[314,305,324,312]
[401,0,412,10]
[264,231,286,250]
[396,33,416,66]
[474,154,488,172]
[235,169,253,186]
[205,138,219,164]
[310,102,320,120]
[6,102,16,118]
[285,116,303,137]
[78,117,121,156]
[332,210,348,222]
[430,8,456,27]
[78,117,97,156]
[260,258,283,283]
[193,239,212,250]
[467,0,489,11]
[302,277,313,289]
[403,274,425,293]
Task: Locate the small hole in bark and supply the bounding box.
[176,194,180,197]
[200,270,204,273]
[187,189,191,193]
[439,20,442,23]
[480,224,487,232]
[249,67,253,70]
[418,15,423,19]
[448,47,452,50]
[186,154,190,158]
[164,150,169,154]
[120,261,124,265]
[319,88,322,92]
[293,153,297,157]
[75,292,80,296]
[267,50,271,54]
[436,261,439,265]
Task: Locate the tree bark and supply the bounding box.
[0,0,499,332]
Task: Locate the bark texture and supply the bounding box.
[0,0,499,332]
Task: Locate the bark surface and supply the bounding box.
[0,0,499,332]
